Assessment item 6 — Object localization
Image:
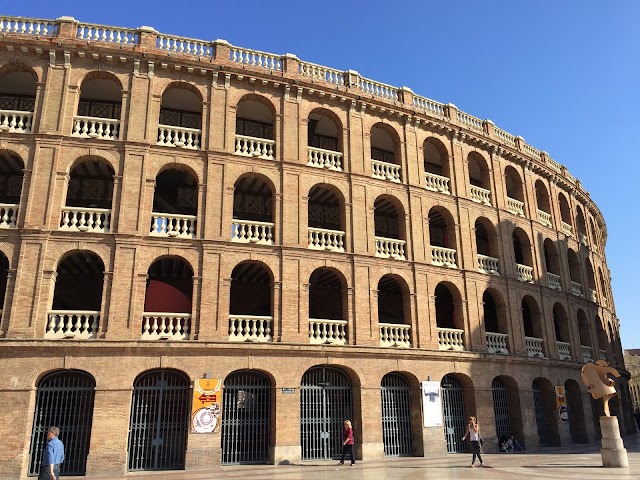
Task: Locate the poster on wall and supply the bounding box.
[192,378,222,433]
[422,381,443,427]
[555,385,568,423]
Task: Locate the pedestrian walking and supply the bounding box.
[39,426,64,480]
[461,416,484,467]
[338,419,355,466]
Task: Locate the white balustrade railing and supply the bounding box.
[0,110,33,133]
[60,207,111,233]
[157,35,212,57]
[457,111,483,131]
[524,143,542,160]
[477,254,500,276]
[229,315,273,342]
[357,77,399,101]
[507,197,525,217]
[431,246,457,268]
[0,203,18,228]
[486,332,509,354]
[571,281,583,297]
[413,95,445,116]
[231,219,274,245]
[548,158,562,173]
[308,227,345,252]
[45,310,99,339]
[525,336,544,358]
[299,62,345,85]
[72,116,119,140]
[142,313,191,340]
[598,349,607,361]
[538,209,552,227]
[0,17,56,35]
[557,341,572,360]
[234,134,275,160]
[230,46,282,70]
[470,185,492,206]
[379,323,411,348]
[424,172,450,194]
[371,159,401,183]
[150,213,197,239]
[77,23,138,44]
[437,327,465,351]
[581,345,593,362]
[561,221,573,236]
[547,272,562,291]
[375,237,406,260]
[579,232,588,247]
[309,318,347,345]
[157,125,201,149]
[307,146,343,171]
[588,289,597,303]
[516,264,534,283]
[494,127,516,147]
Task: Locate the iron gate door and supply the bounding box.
[532,381,549,447]
[492,378,511,441]
[127,370,190,471]
[441,374,467,453]
[381,373,412,456]
[222,370,271,465]
[28,370,96,476]
[301,366,352,460]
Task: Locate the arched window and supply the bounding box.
[429,207,457,268]
[504,166,525,217]
[535,179,552,227]
[309,268,347,345]
[543,239,562,291]
[558,193,573,236]
[468,152,491,205]
[577,309,593,362]
[567,249,582,296]
[374,196,406,260]
[150,167,198,238]
[232,174,275,245]
[435,283,464,351]
[513,228,533,283]
[158,84,202,149]
[0,149,24,228]
[378,275,411,348]
[73,75,122,140]
[553,303,572,360]
[0,67,36,133]
[307,184,345,252]
[423,137,450,194]
[475,218,499,275]
[229,261,273,342]
[235,97,275,159]
[483,290,508,354]
[371,124,401,183]
[576,207,588,246]
[307,109,342,171]
[522,296,544,357]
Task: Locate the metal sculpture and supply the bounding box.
[580,360,620,416]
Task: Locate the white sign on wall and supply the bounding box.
[422,381,443,427]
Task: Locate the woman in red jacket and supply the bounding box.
[338,419,355,466]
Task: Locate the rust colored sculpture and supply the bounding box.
[581,360,621,416]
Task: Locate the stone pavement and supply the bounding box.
[65,435,640,480]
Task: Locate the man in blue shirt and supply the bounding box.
[39,426,64,480]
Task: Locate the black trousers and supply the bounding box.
[471,440,483,465]
[38,465,60,480]
[340,444,355,464]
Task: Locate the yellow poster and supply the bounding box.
[192,378,222,433]
[555,385,568,423]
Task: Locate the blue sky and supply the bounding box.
[7,1,639,348]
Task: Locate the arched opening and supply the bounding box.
[483,290,509,354]
[586,259,597,302]
[309,268,347,345]
[307,184,345,251]
[143,256,193,340]
[475,217,499,275]
[522,296,544,357]
[222,370,272,465]
[492,377,517,447]
[229,261,273,342]
[567,249,582,296]
[435,282,464,350]
[513,228,533,283]
[0,252,8,322]
[598,268,608,306]
[28,370,96,476]
[158,84,202,149]
[150,167,198,238]
[532,378,561,447]
[558,193,573,235]
[371,123,401,182]
[378,275,411,348]
[47,251,104,339]
[565,379,588,443]
[441,374,476,453]
[0,68,36,133]
[74,75,122,139]
[0,150,24,228]
[576,207,588,246]
[535,179,552,226]
[381,373,413,456]
[128,369,190,471]
[590,218,600,252]
[553,303,572,360]
[429,207,457,268]
[468,152,491,205]
[307,109,342,170]
[505,166,525,216]
[596,316,608,361]
[374,196,406,260]
[543,238,562,291]
[232,174,275,244]
[235,98,275,159]
[577,309,593,362]
[423,137,450,193]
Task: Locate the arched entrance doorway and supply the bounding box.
[492,378,511,442]
[441,374,467,453]
[381,373,412,456]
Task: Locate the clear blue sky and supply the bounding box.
[7,1,639,348]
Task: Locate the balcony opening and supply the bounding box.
[232,174,274,244]
[435,282,462,330]
[552,303,570,343]
[374,196,403,240]
[236,98,274,140]
[467,152,490,190]
[52,251,104,311]
[598,268,608,304]
[424,137,449,177]
[308,184,343,231]
[0,151,24,226]
[158,84,202,149]
[577,309,592,350]
[66,158,114,210]
[428,208,454,248]
[596,316,607,353]
[504,166,524,203]
[308,110,340,152]
[522,296,543,339]
[543,239,561,276]
[586,259,596,291]
[512,228,533,266]
[151,168,197,238]
[535,180,551,214]
[377,275,408,325]
[558,193,572,227]
[589,218,599,251]
[483,290,505,334]
[73,75,122,139]
[576,207,587,242]
[309,268,345,321]
[0,67,36,116]
[0,251,8,313]
[567,249,581,285]
[370,124,398,165]
[230,261,272,317]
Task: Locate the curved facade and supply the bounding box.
[0,16,634,478]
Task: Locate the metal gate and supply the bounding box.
[381,373,412,456]
[222,370,271,465]
[532,381,549,446]
[441,374,467,453]
[492,378,511,441]
[301,366,353,460]
[28,370,96,477]
[127,370,190,471]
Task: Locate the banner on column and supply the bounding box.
[192,378,222,433]
[422,381,443,427]
[555,385,568,423]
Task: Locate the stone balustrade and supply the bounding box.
[579,233,588,247]
[231,219,274,245]
[516,264,534,283]
[141,313,191,340]
[424,172,450,194]
[150,213,197,238]
[298,61,345,85]
[356,76,399,101]
[234,134,275,160]
[45,310,100,339]
[0,203,18,229]
[588,289,597,303]
[437,327,465,351]
[307,146,343,171]
[548,158,562,173]
[598,349,607,361]
[524,144,542,160]
[525,336,544,357]
[72,116,119,140]
[494,127,516,147]
[431,246,457,268]
[413,94,445,116]
[229,315,273,342]
[538,209,552,227]
[0,17,56,35]
[581,345,593,362]
[547,272,562,291]
[156,34,212,57]
[60,207,111,233]
[308,227,345,252]
[507,197,525,217]
[0,110,33,133]
[230,46,283,70]
[157,125,201,149]
[470,185,492,206]
[371,159,401,183]
[374,237,406,260]
[77,23,138,44]
[557,341,572,360]
[570,281,583,297]
[379,323,411,348]
[561,221,573,236]
[457,111,483,131]
[486,332,509,354]
[309,318,347,345]
[477,254,500,275]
